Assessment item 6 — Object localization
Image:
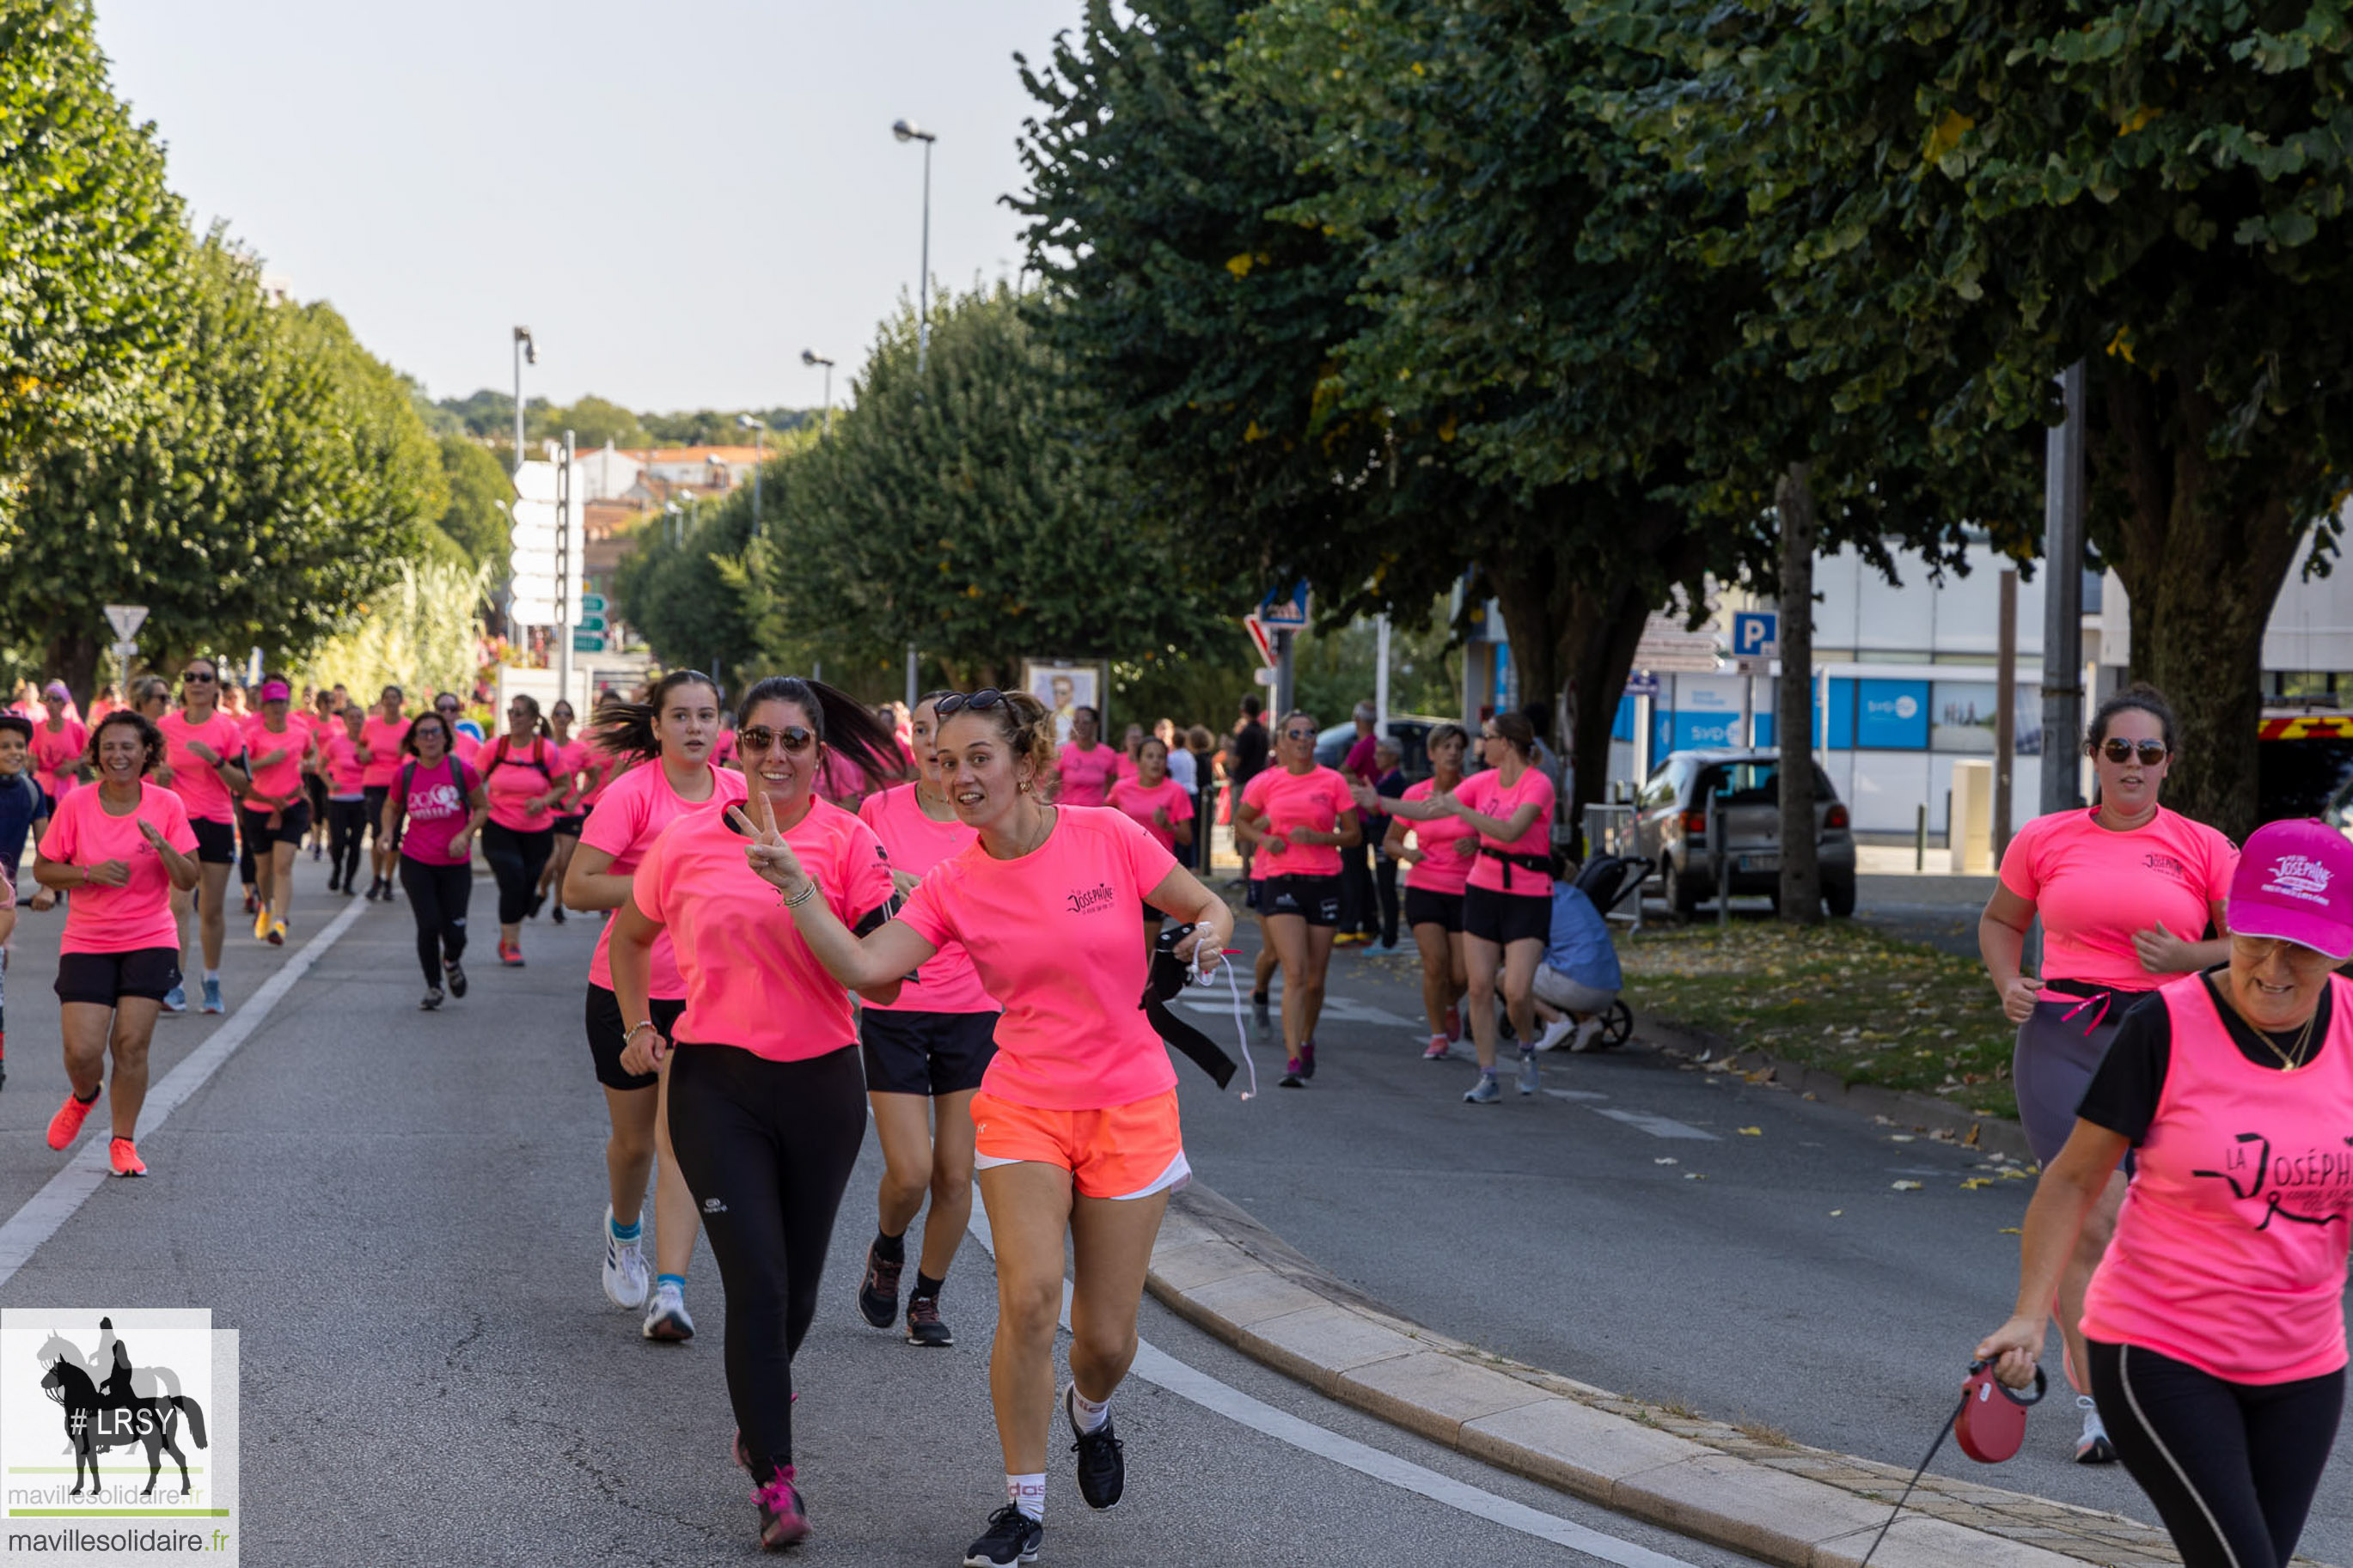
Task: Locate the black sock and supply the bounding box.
[73,1085,98,1105]
[872,1229,905,1265]
[1252,991,1269,1005]
[911,1270,944,1303]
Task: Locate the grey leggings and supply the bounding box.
[2012,984,2146,1164]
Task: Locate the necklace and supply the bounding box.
[2230,988,2320,1071]
[992,803,1051,860]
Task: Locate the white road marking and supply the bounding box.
[1545,1089,1610,1103]
[1592,1108,1719,1141]
[966,1208,1702,1567]
[0,896,367,1290]
[1172,991,1421,1029]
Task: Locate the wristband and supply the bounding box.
[623,1020,659,1046]
[782,881,819,910]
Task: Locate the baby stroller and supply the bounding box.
[1568,852,1650,1049]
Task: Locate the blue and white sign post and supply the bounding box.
[1259,583,1310,717]
[1731,612,1777,748]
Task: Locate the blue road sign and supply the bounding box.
[1623,672,1662,700]
[1258,583,1311,631]
[1732,612,1778,658]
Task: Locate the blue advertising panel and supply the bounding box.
[1854,679,1929,750]
[1671,710,1742,749]
[1611,694,1635,742]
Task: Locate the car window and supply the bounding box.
[1692,760,1839,805]
[1640,764,1678,809]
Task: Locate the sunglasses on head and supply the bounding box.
[2098,739,2167,766]
[935,689,1007,717]
[738,724,814,753]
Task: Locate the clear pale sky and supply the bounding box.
[93,0,1088,412]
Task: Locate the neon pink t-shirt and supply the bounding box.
[1112,753,1140,785]
[38,782,197,955]
[553,739,591,812]
[240,716,308,803]
[359,716,411,790]
[859,783,994,1015]
[1054,742,1119,808]
[396,757,481,865]
[816,752,872,808]
[633,797,895,1059]
[1400,776,1479,895]
[1239,766,1355,878]
[482,735,560,833]
[2081,973,2353,1383]
[157,710,245,824]
[896,805,1181,1110]
[1458,765,1557,896]
[1108,776,1195,855]
[449,730,482,769]
[580,744,628,807]
[321,731,366,795]
[1999,806,2236,992]
[30,718,85,800]
[583,760,749,998]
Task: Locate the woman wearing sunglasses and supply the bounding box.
[158,657,248,1016]
[480,694,566,967]
[382,711,488,1011]
[533,699,590,926]
[1978,683,2236,1463]
[565,671,746,1343]
[607,675,901,1551]
[1233,709,1360,1089]
[358,686,411,902]
[730,686,1232,1568]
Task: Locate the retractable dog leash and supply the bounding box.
[1141,923,1259,1099]
[1856,1362,2046,1568]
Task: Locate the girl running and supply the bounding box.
[1052,705,1116,808]
[87,684,119,725]
[358,686,411,901]
[32,710,201,1177]
[563,672,745,1341]
[158,658,247,1016]
[127,679,169,721]
[1232,710,1360,1089]
[382,711,486,1011]
[303,686,339,862]
[237,678,314,948]
[607,675,901,1551]
[533,699,590,926]
[31,683,87,803]
[321,706,370,895]
[1978,685,2234,1461]
[480,694,565,967]
[1108,734,1195,956]
[853,691,999,1350]
[736,687,1233,1568]
[1366,722,1476,1060]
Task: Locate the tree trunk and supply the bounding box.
[1776,462,1821,925]
[1557,577,1658,848]
[1483,553,1562,725]
[46,628,102,710]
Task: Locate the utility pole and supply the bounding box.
[1995,567,2019,863]
[894,119,938,374]
[2040,363,2087,814]
[1374,613,1391,735]
[558,430,576,707]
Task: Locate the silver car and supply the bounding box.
[1632,749,1858,917]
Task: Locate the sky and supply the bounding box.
[93,0,1089,413]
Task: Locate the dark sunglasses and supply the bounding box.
[1282,726,1317,741]
[436,701,461,712]
[738,724,814,754]
[935,689,1008,717]
[181,671,215,682]
[2098,739,2167,766]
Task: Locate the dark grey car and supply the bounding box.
[1631,749,1858,917]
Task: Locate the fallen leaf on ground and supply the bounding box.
[1960,1178,1993,1190]
[1684,1172,1707,1181]
[1654,1157,1678,1166]
[1888,1134,1916,1143]
[1738,1126,1762,1137]
[1829,1210,1843,1217]
[2000,1226,2022,1235]
[1892,1180,1923,1191]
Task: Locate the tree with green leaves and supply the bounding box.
[432,434,516,566]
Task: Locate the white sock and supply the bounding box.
[1067,1386,1110,1434]
[1005,1473,1045,1522]
[204,969,218,984]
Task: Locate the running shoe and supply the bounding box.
[1065,1384,1126,1510]
[1517,1049,1540,1096]
[107,1137,146,1178]
[498,940,523,968]
[905,1295,953,1348]
[242,889,258,917]
[311,843,321,862]
[1533,1016,1576,1052]
[419,988,443,1011]
[858,1242,902,1329]
[1569,1016,1604,1053]
[1422,1035,1451,1061]
[1279,1057,1305,1089]
[1299,1041,1317,1079]
[445,960,468,998]
[1443,1003,1461,1043]
[199,978,224,1015]
[1250,993,1272,1038]
[267,919,287,948]
[1333,931,1368,947]
[364,878,382,902]
[753,1464,810,1550]
[643,1278,694,1341]
[551,904,566,926]
[340,877,357,898]
[46,1089,98,1150]
[963,1505,1042,1568]
[161,985,187,1016]
[2075,1397,2118,1464]
[1464,1073,1500,1105]
[601,1206,649,1309]
[326,870,341,893]
[252,906,271,942]
[527,892,546,919]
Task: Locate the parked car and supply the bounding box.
[1631,748,1858,917]
[1313,715,1454,784]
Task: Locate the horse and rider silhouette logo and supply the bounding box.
[34,1316,208,1497]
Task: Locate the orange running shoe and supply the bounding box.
[108,1137,146,1178]
[267,919,287,947]
[46,1089,99,1150]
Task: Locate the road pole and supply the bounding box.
[906,643,919,707]
[919,137,932,375]
[1274,631,1296,719]
[558,430,576,706]
[1994,567,2018,863]
[2040,361,2087,813]
[1374,613,1390,734]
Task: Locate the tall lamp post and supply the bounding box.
[801,349,836,436]
[510,326,535,472]
[892,119,938,374]
[737,413,767,537]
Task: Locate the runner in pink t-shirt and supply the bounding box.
[560,669,748,1342]
[156,657,248,1014]
[237,679,314,948]
[1233,711,1360,1086]
[1052,705,1118,808]
[321,705,370,898]
[30,686,85,803]
[606,675,906,1542]
[533,699,592,928]
[31,711,202,1178]
[383,711,486,1012]
[358,686,412,901]
[479,695,569,968]
[1369,722,1476,1059]
[1108,736,1195,956]
[732,686,1232,1561]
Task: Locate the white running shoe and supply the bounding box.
[601,1206,649,1309]
[1533,1016,1576,1052]
[1569,1016,1605,1052]
[1516,1049,1541,1095]
[2075,1395,2117,1464]
[643,1278,694,1341]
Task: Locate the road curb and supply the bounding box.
[1147,1181,2319,1568]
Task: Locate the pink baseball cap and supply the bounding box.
[258,680,291,703]
[2228,819,2353,960]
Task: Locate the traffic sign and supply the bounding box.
[575,614,607,633]
[512,460,560,502]
[1624,671,1662,700]
[572,631,606,653]
[102,604,148,642]
[1243,614,1275,668]
[1732,611,1778,659]
[1258,582,1311,631]
[580,593,607,615]
[109,639,138,660]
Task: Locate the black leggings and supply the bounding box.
[667,1041,865,1474]
[2088,1339,2344,1568]
[327,798,369,888]
[397,857,472,988]
[481,821,553,925]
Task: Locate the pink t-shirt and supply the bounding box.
[1400,776,1479,895]
[858,783,994,1015]
[321,731,366,796]
[240,716,309,804]
[580,744,628,807]
[583,760,749,998]
[31,718,86,800]
[633,797,895,1059]
[1108,776,1195,856]
[2081,973,2353,1383]
[1239,766,1355,878]
[482,735,560,833]
[360,716,411,790]
[1999,806,2236,992]
[395,757,482,865]
[450,730,483,769]
[896,805,1180,1110]
[553,739,592,812]
[1458,765,1557,896]
[157,710,245,824]
[1054,743,1119,808]
[38,782,197,955]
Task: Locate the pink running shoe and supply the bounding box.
[754,1464,810,1549]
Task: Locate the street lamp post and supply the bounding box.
[892,119,938,374]
[737,413,767,537]
[510,326,535,473]
[801,349,836,436]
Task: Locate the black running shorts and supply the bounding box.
[585,983,684,1093]
[240,801,311,849]
[189,817,237,865]
[55,947,180,1006]
[1261,874,1341,927]
[1464,884,1549,946]
[861,1008,999,1097]
[1403,886,1465,934]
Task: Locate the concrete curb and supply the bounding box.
[1148,1183,2330,1568]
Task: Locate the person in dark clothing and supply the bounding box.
[1229,697,1269,883]
[1369,740,1407,949]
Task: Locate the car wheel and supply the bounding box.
[1672,865,1702,917]
[1824,877,1856,918]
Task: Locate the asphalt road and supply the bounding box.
[0,859,1764,1568]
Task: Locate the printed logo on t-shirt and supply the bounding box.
[2191,1131,2353,1230]
[1066,882,1116,916]
[2264,854,2332,906]
[2141,851,2188,883]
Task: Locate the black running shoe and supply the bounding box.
[551,904,566,925]
[1065,1384,1125,1510]
[1299,1041,1317,1080]
[963,1504,1042,1567]
[905,1295,953,1347]
[444,961,468,998]
[420,988,443,1011]
[857,1242,901,1329]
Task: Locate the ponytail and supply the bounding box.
[736,675,907,785]
[590,668,721,763]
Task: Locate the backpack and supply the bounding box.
[398,754,465,804]
[490,735,554,781]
